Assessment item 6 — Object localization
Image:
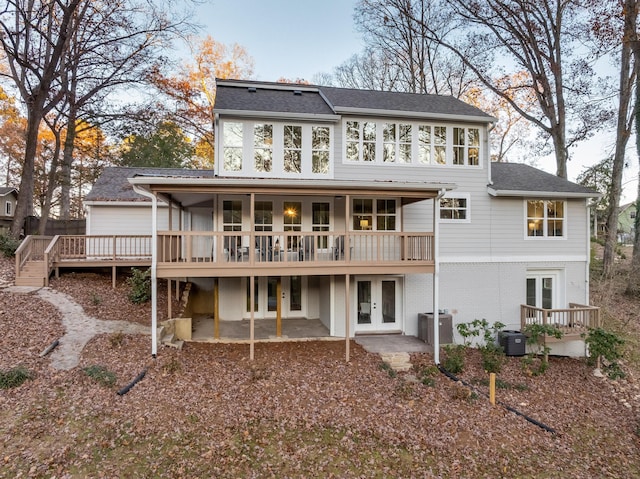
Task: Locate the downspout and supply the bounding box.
[433,188,446,365]
[133,184,158,357]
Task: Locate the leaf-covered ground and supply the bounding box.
[1,256,639,478]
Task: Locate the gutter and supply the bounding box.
[132,184,158,357]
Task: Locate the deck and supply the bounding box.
[15,232,435,286]
[520,303,600,340]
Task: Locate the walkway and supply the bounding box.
[5,286,148,371]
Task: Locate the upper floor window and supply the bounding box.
[352,198,397,231]
[527,200,564,237]
[453,127,480,166]
[5,201,11,216]
[383,123,412,163]
[254,124,273,173]
[348,120,481,167]
[346,121,376,162]
[284,125,302,173]
[223,122,243,172]
[312,127,330,173]
[218,120,332,178]
[440,193,470,223]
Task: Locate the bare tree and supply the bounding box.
[353,0,477,97]
[387,0,608,178]
[626,1,640,295]
[0,0,83,237]
[332,47,403,91]
[595,0,638,278]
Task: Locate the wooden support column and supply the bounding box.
[175,280,179,300]
[250,275,255,360]
[345,273,350,362]
[112,266,116,289]
[167,279,172,318]
[214,278,220,339]
[276,277,282,337]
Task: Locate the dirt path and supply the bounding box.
[6,286,149,370]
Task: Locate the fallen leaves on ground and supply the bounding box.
[0,256,639,478]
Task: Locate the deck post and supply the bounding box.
[167,279,172,318]
[250,274,255,361]
[214,278,219,339]
[112,266,116,288]
[276,277,282,337]
[345,273,350,362]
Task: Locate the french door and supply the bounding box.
[246,276,305,318]
[355,276,401,332]
[526,271,560,309]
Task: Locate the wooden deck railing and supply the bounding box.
[52,235,152,260]
[15,235,53,271]
[156,231,434,265]
[520,303,600,336]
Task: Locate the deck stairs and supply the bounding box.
[15,260,48,287]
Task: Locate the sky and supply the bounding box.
[197,0,363,82]
[193,0,637,203]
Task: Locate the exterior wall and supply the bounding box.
[86,204,170,235]
[402,261,588,355]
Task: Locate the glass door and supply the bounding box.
[355,277,400,332]
[246,276,305,318]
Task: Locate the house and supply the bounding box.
[618,202,637,244]
[0,187,18,234]
[76,79,600,360]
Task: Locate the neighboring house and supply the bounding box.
[618,202,637,244]
[85,79,599,359]
[0,187,18,234]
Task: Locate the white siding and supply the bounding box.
[86,204,169,235]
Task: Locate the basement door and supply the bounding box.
[354,277,401,333]
[246,276,305,319]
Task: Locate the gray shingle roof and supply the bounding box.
[0,187,17,196]
[214,79,494,121]
[85,167,216,202]
[215,84,335,116]
[489,162,599,198]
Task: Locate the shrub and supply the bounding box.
[521,323,563,376]
[0,366,32,389]
[0,234,20,258]
[83,365,117,387]
[127,267,151,304]
[442,344,465,374]
[457,319,506,373]
[585,327,625,380]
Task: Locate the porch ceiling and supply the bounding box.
[129,176,456,208]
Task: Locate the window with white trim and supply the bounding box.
[223,122,243,172]
[352,198,397,231]
[418,124,447,165]
[346,121,376,162]
[383,123,412,163]
[312,126,330,173]
[254,124,273,173]
[453,127,480,166]
[527,200,564,237]
[284,125,302,173]
[5,201,11,216]
[440,194,470,222]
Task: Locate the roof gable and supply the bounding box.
[0,187,17,197]
[489,162,599,198]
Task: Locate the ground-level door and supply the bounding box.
[526,270,563,309]
[245,276,305,319]
[355,276,402,333]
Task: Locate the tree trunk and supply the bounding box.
[39,127,63,235]
[10,107,43,238]
[627,0,640,295]
[60,107,77,220]
[604,10,635,277]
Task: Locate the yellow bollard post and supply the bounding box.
[489,372,496,406]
